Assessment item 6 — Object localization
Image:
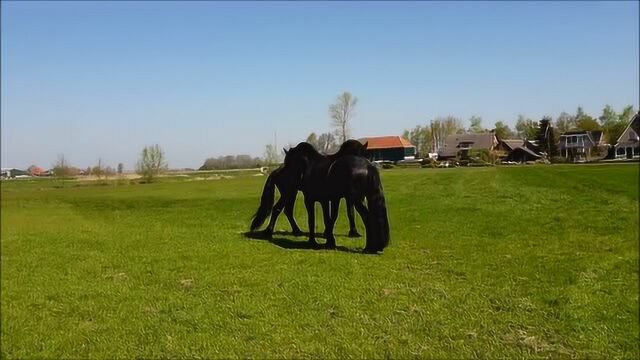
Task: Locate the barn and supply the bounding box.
[358,136,416,162]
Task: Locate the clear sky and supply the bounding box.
[2,1,638,169]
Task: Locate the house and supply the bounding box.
[358,136,416,162]
[27,165,46,176]
[439,133,498,160]
[497,139,542,163]
[614,112,640,159]
[1,168,30,178]
[558,130,605,162]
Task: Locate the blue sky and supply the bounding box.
[2,1,638,169]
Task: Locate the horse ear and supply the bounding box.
[283,148,288,155]
[363,141,368,149]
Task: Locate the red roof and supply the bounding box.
[28,166,45,176]
[360,136,415,150]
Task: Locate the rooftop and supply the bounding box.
[358,136,415,150]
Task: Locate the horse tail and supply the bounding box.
[366,164,390,252]
[250,168,278,232]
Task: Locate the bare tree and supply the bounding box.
[92,158,104,179]
[317,132,337,154]
[263,144,282,165]
[104,166,115,178]
[430,116,462,153]
[117,163,124,175]
[136,144,167,183]
[53,154,71,178]
[306,132,319,150]
[555,112,576,133]
[329,91,358,143]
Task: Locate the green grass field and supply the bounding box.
[1,165,638,358]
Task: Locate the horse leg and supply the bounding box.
[305,198,318,246]
[263,195,287,238]
[284,194,303,236]
[353,200,375,253]
[322,200,338,249]
[346,198,361,238]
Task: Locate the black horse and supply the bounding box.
[283,142,390,253]
[250,139,368,238]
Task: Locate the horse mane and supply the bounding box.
[291,142,323,159]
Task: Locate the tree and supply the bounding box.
[92,158,104,179]
[619,105,635,123]
[53,154,71,178]
[606,105,636,144]
[136,144,167,183]
[468,116,485,133]
[515,115,538,139]
[263,144,281,165]
[317,132,337,154]
[200,154,262,170]
[430,116,462,153]
[117,163,124,174]
[306,132,319,150]
[597,105,636,144]
[537,117,558,157]
[493,121,514,140]
[598,104,618,127]
[329,91,358,143]
[403,125,431,157]
[576,115,600,131]
[605,121,629,145]
[104,166,115,178]
[555,111,576,133]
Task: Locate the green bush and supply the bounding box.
[550,156,568,164]
[466,149,498,166]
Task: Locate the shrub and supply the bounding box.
[550,156,568,164]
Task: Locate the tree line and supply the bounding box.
[403,104,637,157]
[199,155,263,170]
[46,99,636,181]
[52,145,167,183]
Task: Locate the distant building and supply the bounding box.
[497,139,542,163]
[1,168,30,178]
[558,130,605,162]
[358,136,416,162]
[614,112,640,159]
[439,133,498,160]
[27,165,46,176]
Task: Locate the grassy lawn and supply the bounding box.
[1,165,638,358]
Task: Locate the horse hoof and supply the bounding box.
[258,230,273,239]
[348,231,361,238]
[292,230,304,237]
[308,239,319,246]
[362,247,378,254]
[325,243,337,250]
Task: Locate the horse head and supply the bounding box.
[336,139,369,158]
[283,142,316,174]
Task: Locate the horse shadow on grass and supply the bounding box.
[242,231,364,254]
